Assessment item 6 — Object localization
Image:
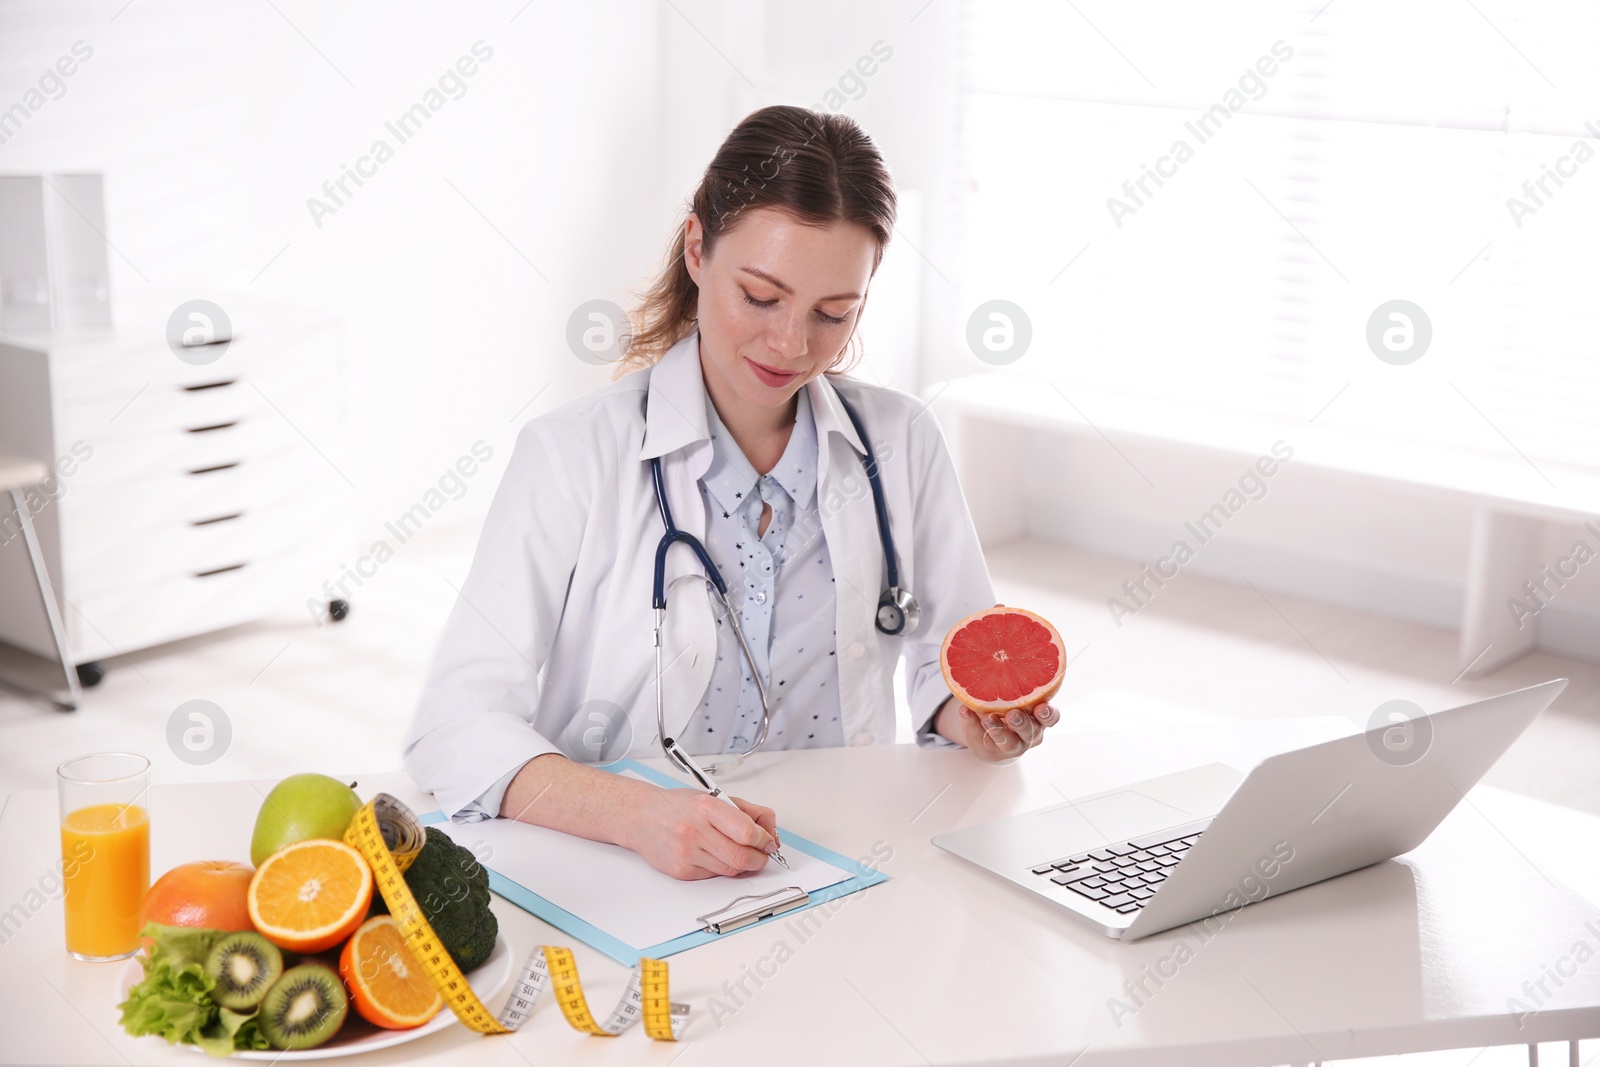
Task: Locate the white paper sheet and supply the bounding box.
[435,772,857,949]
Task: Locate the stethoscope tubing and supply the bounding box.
[834,391,901,592]
[649,388,906,766]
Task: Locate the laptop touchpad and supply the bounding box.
[1033,790,1197,846]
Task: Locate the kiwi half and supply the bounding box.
[204,931,283,1010]
[257,963,348,1051]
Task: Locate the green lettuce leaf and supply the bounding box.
[116,922,272,1056]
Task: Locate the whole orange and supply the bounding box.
[140,860,256,948]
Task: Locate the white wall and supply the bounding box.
[1,0,672,552]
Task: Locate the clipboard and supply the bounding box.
[696,886,811,934]
[421,759,888,965]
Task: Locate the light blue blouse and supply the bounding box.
[685,385,843,755]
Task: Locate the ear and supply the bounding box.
[683,213,706,284]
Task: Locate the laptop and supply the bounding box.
[931,679,1568,940]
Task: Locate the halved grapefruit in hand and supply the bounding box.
[940,605,1066,713]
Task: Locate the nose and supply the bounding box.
[767,309,808,363]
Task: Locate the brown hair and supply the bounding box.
[613,105,897,379]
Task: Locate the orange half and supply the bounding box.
[247,839,372,954]
[339,915,443,1029]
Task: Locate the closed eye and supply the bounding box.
[742,289,851,326]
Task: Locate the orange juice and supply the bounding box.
[61,802,149,959]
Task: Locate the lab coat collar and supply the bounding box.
[637,327,869,463]
[638,330,711,462]
[806,371,869,458]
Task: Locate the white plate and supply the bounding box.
[117,934,515,1060]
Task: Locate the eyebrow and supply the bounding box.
[739,267,860,302]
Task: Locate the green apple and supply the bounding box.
[250,773,362,866]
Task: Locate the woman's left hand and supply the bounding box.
[940,697,1060,764]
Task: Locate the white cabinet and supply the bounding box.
[0,291,351,669]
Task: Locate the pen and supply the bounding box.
[661,736,790,870]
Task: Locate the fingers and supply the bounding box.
[656,789,770,878]
[1001,707,1042,746]
[703,797,777,871]
[956,704,1046,763]
[959,706,1015,758]
[730,796,780,850]
[978,713,1028,759]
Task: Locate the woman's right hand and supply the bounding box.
[624,786,780,880]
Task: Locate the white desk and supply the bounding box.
[5,718,1600,1066]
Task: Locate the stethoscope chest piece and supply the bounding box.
[876,586,921,636]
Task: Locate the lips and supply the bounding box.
[746,357,798,387]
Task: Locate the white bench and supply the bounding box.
[929,374,1600,678]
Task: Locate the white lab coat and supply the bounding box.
[403,328,996,818]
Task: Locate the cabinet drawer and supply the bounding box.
[71,404,339,489]
[63,497,340,595]
[59,450,347,590]
[50,325,337,402]
[68,545,336,662]
[62,340,337,444]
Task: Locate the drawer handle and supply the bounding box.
[190,512,243,526]
[185,420,239,434]
[183,378,238,392]
[194,562,247,578]
[186,462,240,475]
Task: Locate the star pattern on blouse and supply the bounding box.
[688,386,840,756]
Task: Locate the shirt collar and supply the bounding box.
[702,386,819,513]
[636,326,869,464]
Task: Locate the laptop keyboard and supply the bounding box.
[1028,823,1208,914]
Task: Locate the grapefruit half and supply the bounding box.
[940,605,1066,713]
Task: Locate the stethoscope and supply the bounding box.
[651,389,920,773]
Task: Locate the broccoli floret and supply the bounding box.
[368,827,498,972]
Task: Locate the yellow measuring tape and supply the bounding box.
[344,794,688,1040]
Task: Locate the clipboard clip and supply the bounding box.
[696,885,810,934]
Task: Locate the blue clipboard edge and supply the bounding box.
[415,758,889,967]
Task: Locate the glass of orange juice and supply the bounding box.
[57,752,150,961]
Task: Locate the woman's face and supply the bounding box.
[683,205,877,420]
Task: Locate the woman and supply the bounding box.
[404,105,1060,881]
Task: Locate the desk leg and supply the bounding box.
[1523,1039,1583,1065]
[1459,508,1544,679]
